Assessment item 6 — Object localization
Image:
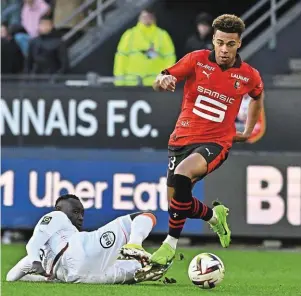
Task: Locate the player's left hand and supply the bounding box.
[233,131,251,143]
[27,261,50,277]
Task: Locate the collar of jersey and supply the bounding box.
[208,50,242,68]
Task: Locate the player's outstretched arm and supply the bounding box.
[6,256,32,281]
[6,256,47,282]
[153,74,177,92]
[233,91,264,142]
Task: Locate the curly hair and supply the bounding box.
[212,14,245,37]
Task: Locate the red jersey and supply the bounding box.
[164,50,264,149]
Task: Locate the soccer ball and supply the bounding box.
[188,253,225,289]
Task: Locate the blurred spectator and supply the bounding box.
[9,24,30,57]
[44,0,55,8]
[1,0,22,25]
[185,12,213,54]
[21,0,50,38]
[26,15,69,74]
[1,22,24,74]
[114,8,176,86]
[44,0,56,18]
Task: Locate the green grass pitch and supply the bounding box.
[2,244,301,296]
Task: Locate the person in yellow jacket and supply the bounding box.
[114,9,176,86]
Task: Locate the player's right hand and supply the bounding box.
[233,131,251,143]
[27,261,50,277]
[158,75,177,92]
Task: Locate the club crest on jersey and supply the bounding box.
[234,80,240,89]
[41,216,52,225]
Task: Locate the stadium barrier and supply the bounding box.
[2,148,301,238]
[1,83,301,152]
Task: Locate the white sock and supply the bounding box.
[163,235,178,249]
[208,209,218,225]
[128,214,155,245]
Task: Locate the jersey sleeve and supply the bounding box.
[6,256,33,281]
[248,68,264,99]
[162,52,194,82]
[35,211,68,235]
[26,211,68,262]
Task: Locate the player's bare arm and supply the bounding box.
[233,91,264,143]
[153,74,177,92]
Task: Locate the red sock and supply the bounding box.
[187,197,213,221]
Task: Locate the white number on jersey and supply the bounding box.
[193,95,227,123]
[168,156,176,171]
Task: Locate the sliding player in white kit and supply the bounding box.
[6,194,165,284]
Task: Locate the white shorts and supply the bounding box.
[55,215,140,283]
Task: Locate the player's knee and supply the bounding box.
[141,212,157,227]
[175,154,207,179]
[130,211,157,227]
[174,162,193,179]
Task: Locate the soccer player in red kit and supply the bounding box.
[148,14,264,266]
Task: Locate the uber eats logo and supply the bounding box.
[247,166,301,226]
